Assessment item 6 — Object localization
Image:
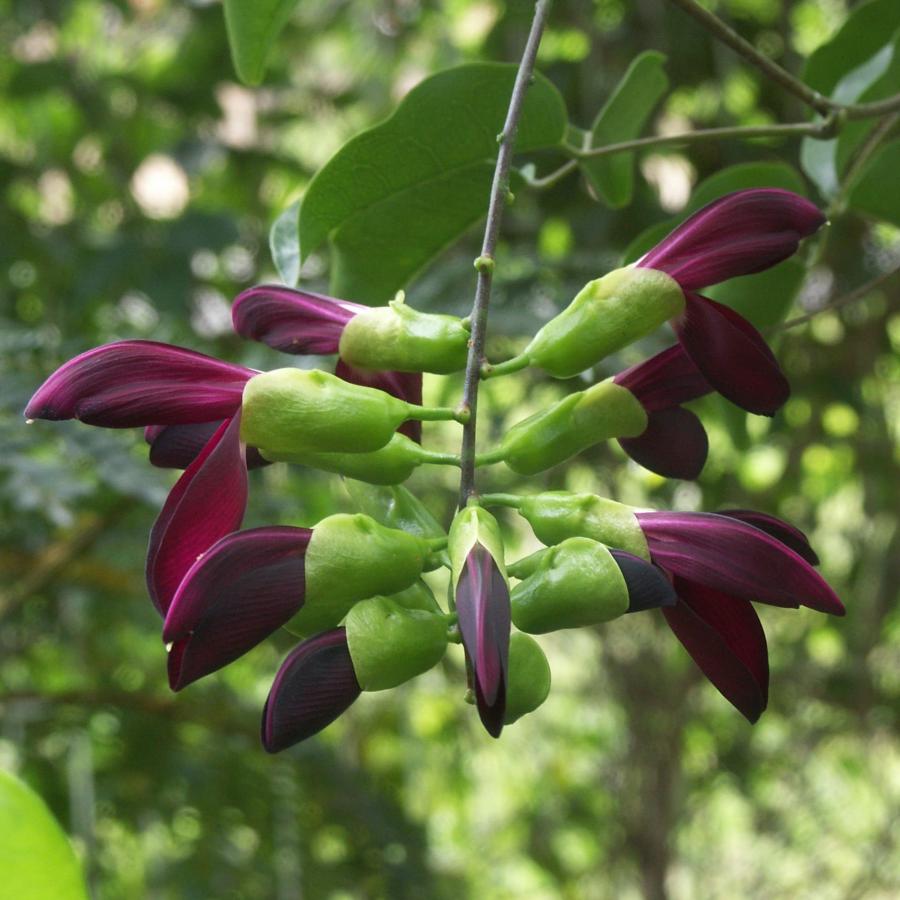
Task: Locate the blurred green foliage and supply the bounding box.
[2,1,899,898]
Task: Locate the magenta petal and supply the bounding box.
[456,544,510,738]
[618,406,708,480]
[637,511,844,615]
[145,422,268,470]
[639,189,825,290]
[164,526,311,690]
[674,293,789,416]
[232,285,364,355]
[262,628,361,753]
[335,359,424,443]
[146,414,248,617]
[663,579,768,722]
[614,345,711,412]
[718,509,819,566]
[26,340,253,427]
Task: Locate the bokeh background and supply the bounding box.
[2,1,899,897]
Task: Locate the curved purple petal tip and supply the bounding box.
[640,189,825,291]
[611,550,678,612]
[164,526,310,690]
[26,340,252,428]
[262,629,361,753]
[619,406,709,480]
[232,285,363,355]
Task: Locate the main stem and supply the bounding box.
[457,0,552,508]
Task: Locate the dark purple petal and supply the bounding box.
[639,189,825,290]
[164,526,311,690]
[674,293,789,416]
[25,340,253,427]
[146,414,248,617]
[614,345,711,412]
[618,406,708,480]
[145,422,268,470]
[232,285,364,354]
[611,550,677,612]
[262,628,361,753]
[335,359,424,443]
[456,544,510,738]
[664,578,768,722]
[637,511,844,616]
[718,509,819,566]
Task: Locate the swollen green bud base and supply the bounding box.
[523,267,684,377]
[339,294,470,374]
[504,633,551,725]
[345,596,448,691]
[287,514,429,636]
[510,537,629,633]
[501,381,647,475]
[517,492,650,560]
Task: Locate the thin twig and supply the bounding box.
[779,267,900,330]
[457,0,553,507]
[664,0,834,115]
[570,119,833,160]
[521,158,578,189]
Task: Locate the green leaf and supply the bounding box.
[269,200,301,287]
[802,0,900,96]
[800,34,900,199]
[848,140,900,227]
[0,769,88,900]
[298,63,568,304]
[622,161,807,263]
[578,51,669,208]
[223,0,299,86]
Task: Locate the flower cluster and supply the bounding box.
[26,189,843,747]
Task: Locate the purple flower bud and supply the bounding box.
[262,629,361,753]
[163,526,310,690]
[25,340,253,427]
[232,285,364,355]
[146,413,248,617]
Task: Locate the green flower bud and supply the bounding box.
[261,433,430,485]
[345,596,448,691]
[504,633,551,725]
[242,368,413,455]
[448,505,507,588]
[523,267,684,377]
[510,537,629,633]
[500,380,647,475]
[287,514,429,636]
[517,491,650,560]
[339,293,470,374]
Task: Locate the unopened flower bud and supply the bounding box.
[345,596,449,691]
[517,491,650,559]
[523,267,684,377]
[503,633,551,725]
[500,381,647,475]
[288,514,429,636]
[510,537,629,633]
[339,294,470,374]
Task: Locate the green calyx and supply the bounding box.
[517,491,650,560]
[261,432,452,485]
[522,267,684,378]
[242,368,413,455]
[499,380,647,475]
[504,633,551,725]
[286,513,429,637]
[448,505,507,590]
[510,537,629,633]
[338,293,471,374]
[345,596,449,691]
